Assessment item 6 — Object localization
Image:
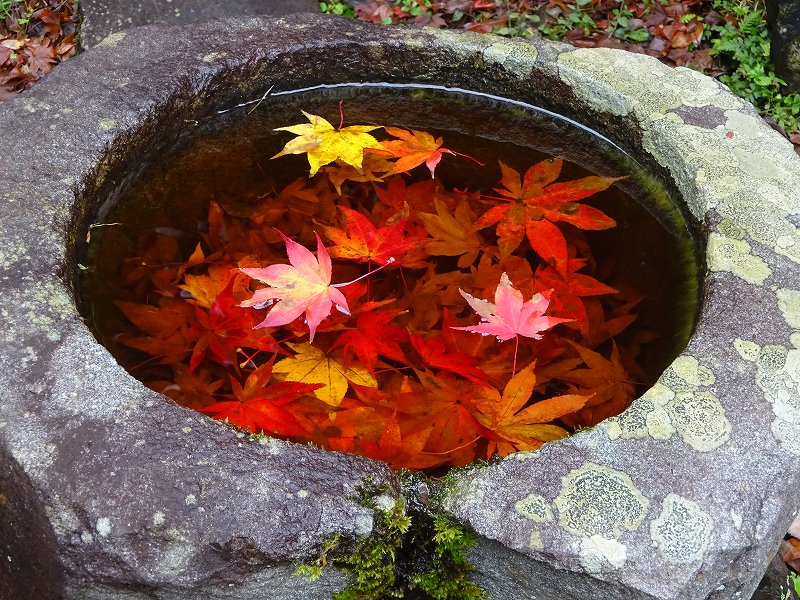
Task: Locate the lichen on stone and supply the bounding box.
[707,232,772,285]
[733,339,800,455]
[777,288,800,329]
[578,534,627,573]
[514,494,554,523]
[605,356,730,451]
[666,391,731,451]
[481,40,538,78]
[650,493,713,564]
[554,462,649,539]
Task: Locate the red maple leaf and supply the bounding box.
[201,360,321,437]
[409,332,489,385]
[332,308,409,372]
[322,206,428,267]
[533,258,617,333]
[190,283,277,371]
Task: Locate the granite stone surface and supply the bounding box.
[79,0,319,48]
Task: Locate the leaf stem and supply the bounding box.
[513,335,519,375]
[333,257,396,288]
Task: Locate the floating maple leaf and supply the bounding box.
[455,273,569,341]
[454,273,572,371]
[239,231,350,341]
[372,127,457,178]
[272,110,381,176]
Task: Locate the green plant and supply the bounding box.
[407,514,484,600]
[319,1,355,17]
[0,0,17,20]
[606,4,650,43]
[539,8,596,41]
[397,0,431,18]
[295,478,485,599]
[709,0,800,134]
[494,10,541,39]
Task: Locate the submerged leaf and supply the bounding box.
[273,343,378,406]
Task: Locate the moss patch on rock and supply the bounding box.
[296,476,485,600]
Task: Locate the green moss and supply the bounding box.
[295,476,485,600]
[407,513,484,600]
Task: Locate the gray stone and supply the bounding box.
[1,13,800,599]
[751,553,798,600]
[0,445,63,600]
[79,0,319,48]
[766,0,800,92]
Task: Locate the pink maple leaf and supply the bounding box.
[453,273,571,372]
[239,231,350,341]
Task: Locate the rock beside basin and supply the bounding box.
[79,0,319,48]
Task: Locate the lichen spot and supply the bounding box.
[666,391,731,451]
[515,494,554,523]
[96,517,111,537]
[554,462,649,539]
[604,383,675,441]
[153,511,166,527]
[482,41,537,78]
[669,355,715,388]
[202,51,226,63]
[734,338,760,362]
[707,232,771,285]
[579,535,627,573]
[529,531,544,550]
[99,118,117,132]
[97,31,126,48]
[650,493,713,564]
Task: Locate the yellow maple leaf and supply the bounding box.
[417,198,482,268]
[272,111,381,177]
[273,342,377,406]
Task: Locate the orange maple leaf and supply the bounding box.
[557,342,637,427]
[322,206,428,266]
[372,127,457,178]
[470,362,590,458]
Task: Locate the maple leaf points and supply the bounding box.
[239,231,350,342]
[272,110,381,176]
[453,273,571,342]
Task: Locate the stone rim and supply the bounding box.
[0,14,798,599]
